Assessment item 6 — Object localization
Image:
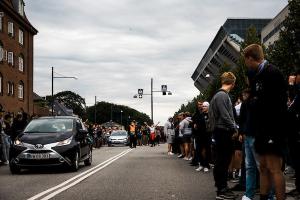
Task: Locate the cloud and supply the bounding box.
[26,0,287,123]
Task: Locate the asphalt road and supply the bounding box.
[0,144,296,200]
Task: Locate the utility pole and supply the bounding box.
[151,78,153,123]
[94,96,97,123]
[51,67,54,116]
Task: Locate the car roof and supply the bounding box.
[38,116,80,120]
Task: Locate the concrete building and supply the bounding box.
[261,5,289,48]
[0,0,37,115]
[192,19,270,92]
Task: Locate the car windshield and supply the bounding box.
[24,118,74,133]
[111,131,127,136]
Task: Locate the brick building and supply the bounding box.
[0,0,37,115]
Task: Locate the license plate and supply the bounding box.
[28,153,50,159]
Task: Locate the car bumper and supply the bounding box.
[10,142,78,168]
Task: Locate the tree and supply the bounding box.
[86,101,151,126]
[267,0,300,77]
[231,25,262,102]
[53,91,86,118]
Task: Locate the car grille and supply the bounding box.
[26,150,52,154]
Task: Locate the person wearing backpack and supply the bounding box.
[209,72,238,200]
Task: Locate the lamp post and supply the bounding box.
[51,67,77,116]
[120,110,123,125]
[133,78,172,123]
[94,96,97,123]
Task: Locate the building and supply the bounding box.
[191,19,270,92]
[261,5,289,48]
[0,0,38,115]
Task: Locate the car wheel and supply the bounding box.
[71,151,79,172]
[84,148,92,166]
[10,162,21,174]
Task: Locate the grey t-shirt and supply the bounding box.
[209,90,235,131]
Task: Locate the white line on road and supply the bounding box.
[27,149,132,200]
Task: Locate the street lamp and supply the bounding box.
[51,67,77,116]
[133,78,172,122]
[120,110,123,126]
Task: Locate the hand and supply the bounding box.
[232,132,238,140]
[238,134,244,142]
[289,75,296,85]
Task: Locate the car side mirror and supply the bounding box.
[77,129,88,140]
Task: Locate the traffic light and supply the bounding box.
[139,94,142,98]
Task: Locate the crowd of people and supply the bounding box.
[1,43,299,200]
[164,44,300,200]
[84,120,166,149]
[0,108,29,165]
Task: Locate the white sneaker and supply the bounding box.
[183,157,189,161]
[196,166,203,172]
[242,195,252,200]
[204,167,209,173]
[169,152,174,155]
[188,157,193,161]
[177,154,183,158]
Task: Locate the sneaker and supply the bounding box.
[241,195,251,200]
[196,166,204,172]
[188,157,193,161]
[169,152,174,155]
[230,184,245,192]
[177,154,183,158]
[204,167,209,173]
[216,189,236,200]
[183,157,189,161]
[3,161,9,165]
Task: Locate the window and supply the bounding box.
[0,42,4,62]
[8,52,13,65]
[11,82,14,96]
[19,55,23,72]
[19,29,24,45]
[8,22,14,37]
[18,81,24,99]
[19,0,25,17]
[0,73,2,95]
[7,81,10,95]
[0,13,3,31]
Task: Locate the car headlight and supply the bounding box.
[14,139,24,146]
[56,136,73,146]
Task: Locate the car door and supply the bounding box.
[76,119,89,158]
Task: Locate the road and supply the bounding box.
[0,144,296,200]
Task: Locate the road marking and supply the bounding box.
[27,149,132,200]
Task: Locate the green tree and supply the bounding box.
[267,0,300,77]
[231,25,262,102]
[53,91,86,118]
[86,101,151,126]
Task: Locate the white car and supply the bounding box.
[107,131,129,146]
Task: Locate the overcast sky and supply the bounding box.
[25,0,287,123]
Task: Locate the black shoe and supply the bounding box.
[189,161,198,166]
[216,188,237,199]
[230,183,245,192]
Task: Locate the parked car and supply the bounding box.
[107,130,129,146]
[9,116,92,174]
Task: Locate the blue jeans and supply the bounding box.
[244,136,260,199]
[1,133,11,162]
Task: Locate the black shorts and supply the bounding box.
[254,137,285,157]
[182,135,192,143]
